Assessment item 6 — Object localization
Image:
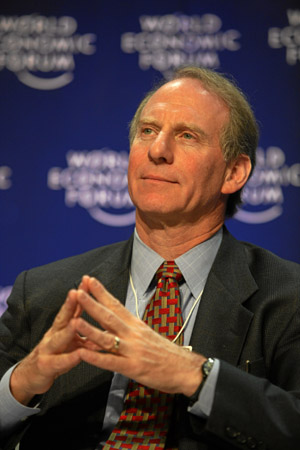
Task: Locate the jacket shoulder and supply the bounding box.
[9,236,133,312]
[241,239,300,280]
[222,227,300,278]
[25,238,132,279]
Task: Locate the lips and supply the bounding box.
[142,174,177,184]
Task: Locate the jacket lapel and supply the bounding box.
[190,227,258,366]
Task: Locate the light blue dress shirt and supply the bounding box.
[0,228,222,437]
[99,228,221,442]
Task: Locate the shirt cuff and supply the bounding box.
[0,364,40,431]
[188,358,220,418]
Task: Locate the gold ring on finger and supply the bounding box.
[113,336,120,352]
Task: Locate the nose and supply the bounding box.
[148,132,174,164]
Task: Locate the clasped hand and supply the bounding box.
[11,276,204,405]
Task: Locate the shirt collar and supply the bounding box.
[131,227,223,299]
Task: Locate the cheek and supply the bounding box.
[127,150,140,192]
[186,159,224,193]
[128,143,149,176]
[128,144,142,169]
[127,160,134,193]
[184,160,204,184]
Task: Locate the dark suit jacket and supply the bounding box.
[1,228,300,450]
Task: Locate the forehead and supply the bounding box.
[140,78,229,130]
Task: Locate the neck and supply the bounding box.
[135,211,224,259]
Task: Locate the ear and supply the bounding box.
[221,154,252,195]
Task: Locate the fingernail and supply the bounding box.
[90,277,98,286]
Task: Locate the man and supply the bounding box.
[1,66,300,450]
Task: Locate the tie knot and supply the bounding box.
[156,260,182,282]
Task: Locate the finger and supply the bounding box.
[78,348,127,373]
[52,290,79,331]
[85,277,137,323]
[87,277,121,309]
[45,322,80,354]
[73,304,83,319]
[76,290,129,336]
[72,318,127,354]
[74,277,90,318]
[80,340,103,351]
[81,275,91,291]
[68,333,102,352]
[45,324,98,355]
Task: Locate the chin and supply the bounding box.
[137,204,183,221]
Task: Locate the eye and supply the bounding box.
[142,128,153,135]
[182,132,194,140]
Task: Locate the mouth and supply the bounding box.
[142,175,177,184]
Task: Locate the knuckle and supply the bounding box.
[54,313,63,326]
[76,317,87,331]
[102,333,114,349]
[110,295,121,308]
[104,310,116,328]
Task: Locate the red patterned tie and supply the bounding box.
[103,261,183,450]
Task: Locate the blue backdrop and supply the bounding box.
[1,0,300,315]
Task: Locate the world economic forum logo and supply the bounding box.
[0,14,96,90]
[0,286,12,317]
[121,12,241,79]
[0,166,12,189]
[268,9,300,65]
[235,146,300,224]
[47,148,136,227]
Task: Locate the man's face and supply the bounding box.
[128,78,231,225]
